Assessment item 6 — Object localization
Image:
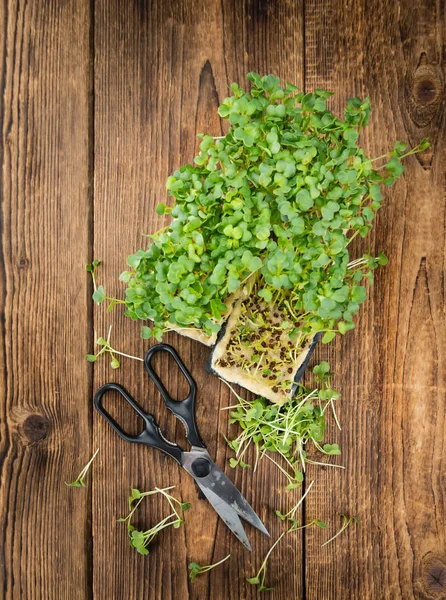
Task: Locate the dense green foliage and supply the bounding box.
[121,73,428,342]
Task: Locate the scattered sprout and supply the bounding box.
[65,448,99,487]
[118,486,190,555]
[188,554,231,583]
[86,325,143,369]
[246,531,286,592]
[86,259,125,311]
[321,513,360,547]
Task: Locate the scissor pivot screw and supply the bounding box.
[191,457,212,478]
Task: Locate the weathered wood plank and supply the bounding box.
[0,1,92,598]
[92,1,304,598]
[304,1,446,598]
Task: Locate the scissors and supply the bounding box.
[94,343,269,551]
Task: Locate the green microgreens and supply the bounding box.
[222,362,342,489]
[118,486,190,555]
[275,486,327,532]
[246,531,286,592]
[248,480,326,592]
[86,259,125,312]
[188,554,231,583]
[85,260,101,291]
[120,73,428,346]
[321,513,360,547]
[86,325,143,369]
[65,448,99,487]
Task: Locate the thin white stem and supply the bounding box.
[201,554,231,573]
[305,458,345,469]
[331,400,341,430]
[321,519,349,547]
[110,349,144,362]
[253,353,265,378]
[286,480,315,518]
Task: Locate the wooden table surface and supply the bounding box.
[1,1,445,598]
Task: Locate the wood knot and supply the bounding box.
[17,257,29,270]
[406,53,444,128]
[419,553,446,597]
[414,77,440,105]
[20,413,50,443]
[426,564,446,592]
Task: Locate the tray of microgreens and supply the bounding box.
[79,72,428,590]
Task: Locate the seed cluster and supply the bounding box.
[215,280,309,398]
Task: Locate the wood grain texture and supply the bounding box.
[0,0,92,598]
[304,0,446,599]
[92,2,304,599]
[1,1,445,598]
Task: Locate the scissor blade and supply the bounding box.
[196,481,252,551]
[181,449,269,538]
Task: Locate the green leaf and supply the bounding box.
[385,157,404,178]
[183,217,202,232]
[313,361,330,376]
[314,520,327,528]
[241,250,262,272]
[322,443,341,455]
[338,321,355,335]
[85,354,97,362]
[258,288,272,303]
[210,298,227,320]
[343,128,359,145]
[111,357,120,369]
[296,189,313,211]
[321,331,336,344]
[141,326,152,339]
[351,285,366,303]
[92,285,106,303]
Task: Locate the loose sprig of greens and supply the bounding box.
[118,486,190,555]
[121,73,428,343]
[223,362,342,489]
[65,448,99,487]
[274,481,326,531]
[248,488,329,592]
[321,513,360,547]
[247,531,286,592]
[86,325,143,369]
[86,259,126,313]
[188,554,231,583]
[85,260,101,292]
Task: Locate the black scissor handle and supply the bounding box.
[144,344,205,449]
[93,382,183,464]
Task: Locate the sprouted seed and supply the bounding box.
[65,448,99,488]
[321,513,360,547]
[188,554,231,583]
[86,325,143,369]
[118,486,190,555]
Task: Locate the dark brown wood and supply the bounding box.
[1,1,445,598]
[0,1,92,598]
[304,1,446,599]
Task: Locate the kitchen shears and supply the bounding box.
[94,343,269,551]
